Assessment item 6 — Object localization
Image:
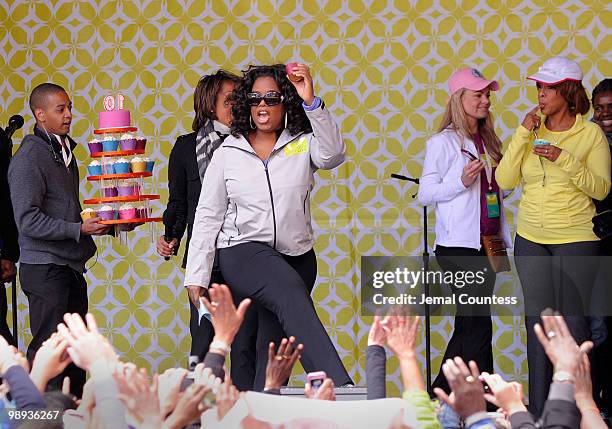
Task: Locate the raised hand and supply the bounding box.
[433,357,485,420]
[382,307,420,359]
[57,313,117,371]
[286,63,315,106]
[116,367,162,427]
[305,378,336,401]
[164,382,209,429]
[157,367,188,418]
[367,314,386,347]
[216,373,241,421]
[30,333,72,392]
[264,337,303,391]
[202,284,251,347]
[533,310,593,375]
[480,372,526,416]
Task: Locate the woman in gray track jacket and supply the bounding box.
[185,64,353,390]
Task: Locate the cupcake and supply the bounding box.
[87,160,102,176]
[143,157,155,173]
[137,206,150,219]
[113,157,130,174]
[118,203,137,220]
[120,133,137,151]
[87,139,102,155]
[131,156,147,173]
[98,205,116,221]
[117,180,135,196]
[102,186,118,198]
[80,208,97,221]
[135,135,147,151]
[101,159,115,175]
[102,134,119,152]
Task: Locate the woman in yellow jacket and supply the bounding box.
[496,57,611,416]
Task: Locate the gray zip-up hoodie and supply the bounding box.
[185,103,345,288]
[8,128,96,273]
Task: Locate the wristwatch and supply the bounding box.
[552,370,575,384]
[209,340,231,354]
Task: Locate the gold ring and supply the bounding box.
[274,355,284,361]
[466,375,475,383]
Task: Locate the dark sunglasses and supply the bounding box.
[247,91,284,106]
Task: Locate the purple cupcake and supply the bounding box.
[97,205,116,221]
[120,133,137,151]
[102,186,118,198]
[88,139,102,155]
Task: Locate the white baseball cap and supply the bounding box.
[527,56,583,85]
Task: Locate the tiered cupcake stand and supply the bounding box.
[83,126,162,237]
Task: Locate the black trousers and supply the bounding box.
[218,242,353,390]
[432,245,495,394]
[514,234,598,417]
[19,263,87,397]
[188,266,257,391]
[0,283,15,346]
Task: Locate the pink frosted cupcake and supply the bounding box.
[98,205,115,221]
[118,203,137,220]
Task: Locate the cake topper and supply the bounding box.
[103,94,125,111]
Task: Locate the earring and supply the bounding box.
[284,114,288,130]
[249,116,256,129]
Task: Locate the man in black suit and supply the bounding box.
[158,70,257,390]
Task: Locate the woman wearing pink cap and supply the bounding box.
[418,68,511,396]
[496,57,611,416]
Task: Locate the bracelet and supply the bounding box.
[580,406,600,414]
[209,340,231,354]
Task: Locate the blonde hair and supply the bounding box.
[438,88,502,163]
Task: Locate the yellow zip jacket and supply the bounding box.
[496,114,611,244]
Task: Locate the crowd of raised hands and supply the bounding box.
[0,284,606,429]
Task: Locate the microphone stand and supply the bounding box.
[391,173,432,396]
[1,122,20,347]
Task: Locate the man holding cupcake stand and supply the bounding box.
[8,83,110,397]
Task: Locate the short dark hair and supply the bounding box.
[545,80,591,115]
[230,64,313,137]
[592,78,612,106]
[29,83,67,115]
[192,70,241,131]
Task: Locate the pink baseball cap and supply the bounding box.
[448,68,499,95]
[527,56,583,85]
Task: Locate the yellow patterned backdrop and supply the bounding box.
[1,0,610,396]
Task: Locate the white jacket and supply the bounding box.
[417,128,512,250]
[185,104,346,288]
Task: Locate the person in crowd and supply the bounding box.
[156,69,257,390]
[418,68,511,396]
[590,78,612,418]
[184,63,353,390]
[496,57,611,416]
[8,83,110,397]
[0,120,18,346]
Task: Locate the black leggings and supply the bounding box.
[514,234,599,417]
[431,245,495,394]
[218,242,352,390]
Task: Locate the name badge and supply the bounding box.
[486,192,500,218]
